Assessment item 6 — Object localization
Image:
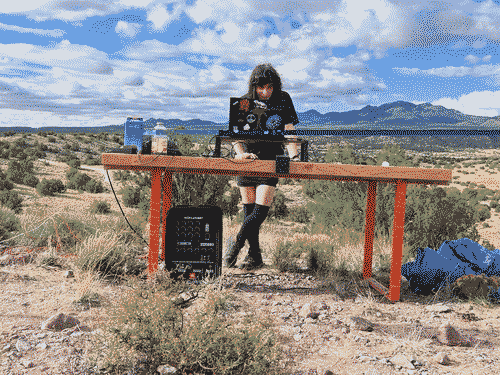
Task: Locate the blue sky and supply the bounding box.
[3,0,500,128]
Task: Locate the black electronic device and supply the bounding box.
[276,155,290,174]
[108,145,138,154]
[229,97,284,136]
[164,205,222,282]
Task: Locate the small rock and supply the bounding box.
[390,353,415,369]
[426,303,452,313]
[35,342,48,350]
[349,316,374,332]
[293,333,302,341]
[20,359,35,368]
[298,303,314,319]
[1,344,11,353]
[157,364,178,374]
[41,312,80,331]
[434,352,451,365]
[64,270,74,278]
[307,312,320,319]
[437,323,466,346]
[34,333,47,339]
[15,339,31,352]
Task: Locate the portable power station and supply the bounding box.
[163,205,222,282]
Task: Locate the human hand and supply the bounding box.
[235,153,258,160]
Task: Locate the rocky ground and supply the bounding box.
[0,247,499,375]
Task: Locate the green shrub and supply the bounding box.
[70,143,80,152]
[221,186,240,221]
[48,136,56,143]
[268,190,288,219]
[23,174,40,188]
[0,170,13,191]
[91,278,285,375]
[122,186,142,208]
[67,172,92,191]
[85,179,104,194]
[89,200,111,214]
[67,159,81,169]
[84,156,101,165]
[0,206,21,243]
[287,205,312,223]
[302,144,483,257]
[36,179,66,196]
[66,167,79,180]
[6,159,36,185]
[0,190,23,214]
[73,231,145,278]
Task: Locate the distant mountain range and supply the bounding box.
[1,100,499,134]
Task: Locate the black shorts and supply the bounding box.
[236,175,278,187]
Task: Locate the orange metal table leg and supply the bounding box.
[148,168,163,277]
[363,180,377,279]
[388,179,407,302]
[160,171,173,262]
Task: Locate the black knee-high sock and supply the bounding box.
[242,203,255,247]
[234,204,270,251]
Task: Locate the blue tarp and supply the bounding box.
[401,238,500,299]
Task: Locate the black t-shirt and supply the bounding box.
[239,91,299,160]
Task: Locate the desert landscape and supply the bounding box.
[0,131,499,375]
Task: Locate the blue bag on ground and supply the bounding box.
[401,238,500,297]
[438,238,500,276]
[401,247,462,295]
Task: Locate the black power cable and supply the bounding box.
[105,169,149,248]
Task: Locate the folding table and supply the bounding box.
[102,153,452,302]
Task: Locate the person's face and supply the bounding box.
[256,83,273,100]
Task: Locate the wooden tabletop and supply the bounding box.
[102,153,452,185]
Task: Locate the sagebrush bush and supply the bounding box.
[121,186,142,208]
[73,230,146,278]
[287,205,312,223]
[67,172,92,191]
[90,200,111,214]
[85,179,104,194]
[23,174,40,188]
[67,159,81,169]
[268,190,288,220]
[0,170,13,191]
[0,190,23,214]
[36,179,66,196]
[6,159,36,185]
[0,206,21,243]
[90,277,286,375]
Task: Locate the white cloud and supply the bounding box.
[394,63,500,79]
[0,22,65,37]
[115,21,142,38]
[268,34,281,49]
[147,4,171,31]
[432,90,500,117]
[465,54,480,64]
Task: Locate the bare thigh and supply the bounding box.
[239,186,256,204]
[239,185,275,206]
[256,185,275,206]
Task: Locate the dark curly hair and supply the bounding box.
[246,63,282,100]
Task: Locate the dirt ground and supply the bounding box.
[1,139,500,374]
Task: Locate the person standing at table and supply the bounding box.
[224,63,300,270]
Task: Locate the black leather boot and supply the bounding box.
[223,237,242,268]
[239,247,264,270]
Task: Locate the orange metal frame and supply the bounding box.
[102,153,451,302]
